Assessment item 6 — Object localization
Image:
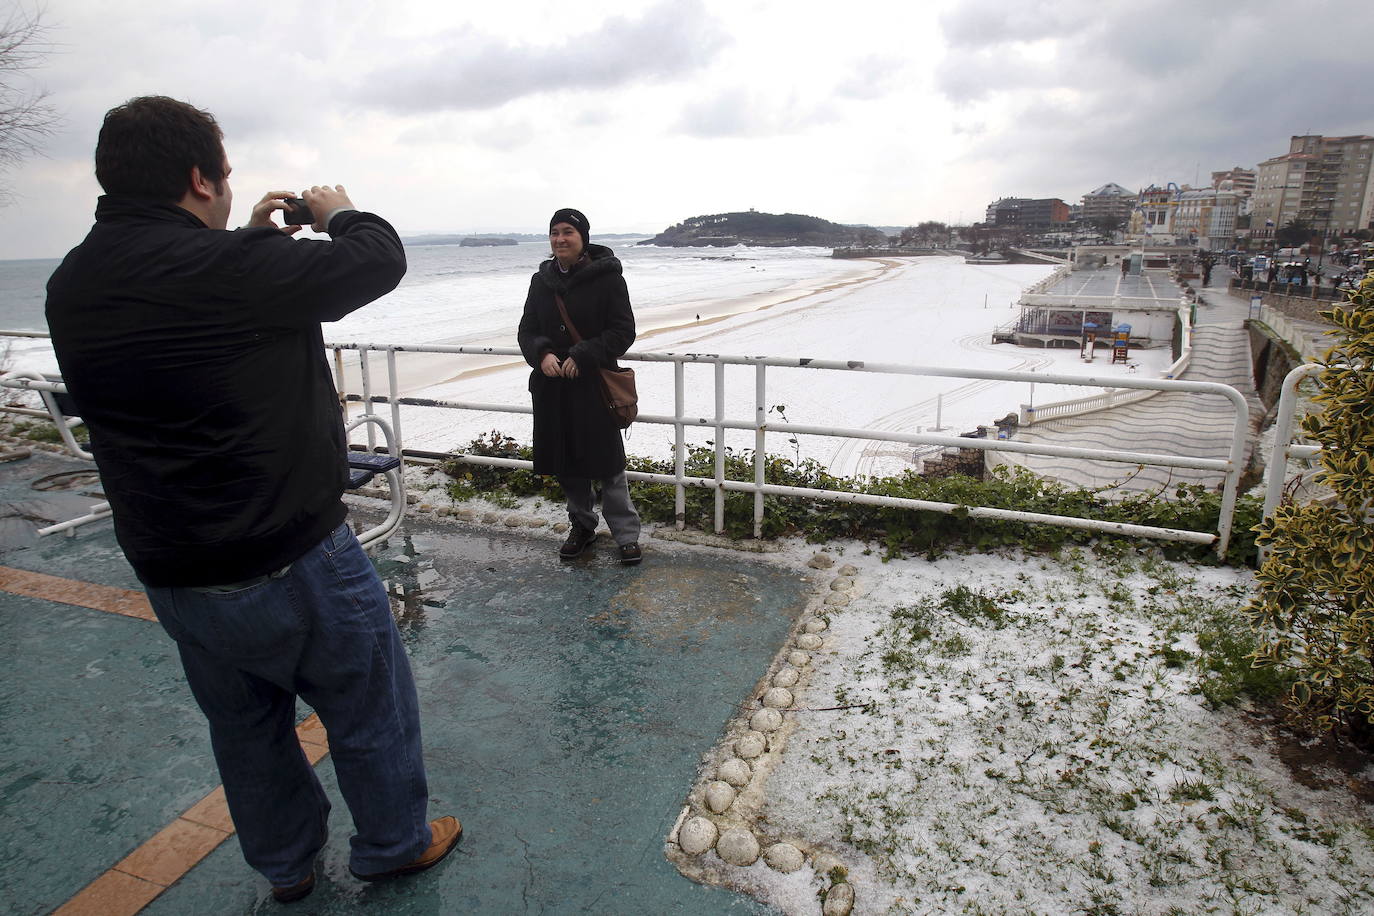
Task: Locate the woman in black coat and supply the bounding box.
[517,208,642,564]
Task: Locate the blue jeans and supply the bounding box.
[146,522,431,885]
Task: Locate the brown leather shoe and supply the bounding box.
[349,816,462,882]
[271,870,315,903]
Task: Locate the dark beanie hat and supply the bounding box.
[550,208,590,248]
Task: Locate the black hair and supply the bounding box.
[94,96,225,201]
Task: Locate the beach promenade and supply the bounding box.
[992,269,1267,493]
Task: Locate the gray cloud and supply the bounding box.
[352,0,728,113]
[936,0,1374,202]
[676,89,838,139]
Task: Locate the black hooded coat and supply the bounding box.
[517,243,635,478]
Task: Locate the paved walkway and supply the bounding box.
[0,449,792,915]
[994,271,1265,494]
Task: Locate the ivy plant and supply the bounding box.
[1249,270,1374,735]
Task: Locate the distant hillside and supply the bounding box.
[458,237,518,247]
[642,211,888,248]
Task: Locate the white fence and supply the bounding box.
[330,341,1250,556]
[0,331,1253,557]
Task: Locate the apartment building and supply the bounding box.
[1080,183,1135,226]
[984,197,1071,229]
[1173,189,1241,249]
[1251,135,1374,241]
[1211,167,1256,197]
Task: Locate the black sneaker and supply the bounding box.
[559,525,597,559]
[619,543,643,566]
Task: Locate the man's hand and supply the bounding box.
[245,191,303,236]
[560,356,580,379]
[540,352,562,377]
[302,184,355,233]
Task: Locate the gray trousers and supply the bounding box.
[558,472,641,546]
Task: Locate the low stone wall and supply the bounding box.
[1228,279,1346,322]
[920,446,986,480]
[1248,324,1304,414]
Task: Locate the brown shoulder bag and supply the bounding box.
[553,293,638,429]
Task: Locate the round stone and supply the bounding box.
[749,708,783,733]
[719,757,752,787]
[503,515,523,527]
[529,518,548,528]
[805,618,829,634]
[418,502,434,512]
[823,882,855,916]
[772,667,800,688]
[762,687,794,709]
[837,564,859,577]
[830,576,854,591]
[807,553,835,569]
[824,592,850,607]
[764,842,805,873]
[716,828,761,866]
[678,816,717,855]
[797,633,824,651]
[704,780,736,814]
[788,650,811,668]
[735,730,767,759]
[481,512,502,524]
[812,853,843,877]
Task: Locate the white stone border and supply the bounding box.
[664,550,860,916]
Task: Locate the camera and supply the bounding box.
[282,198,314,225]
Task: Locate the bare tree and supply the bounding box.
[0,6,57,199]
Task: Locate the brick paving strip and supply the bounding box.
[0,566,330,915]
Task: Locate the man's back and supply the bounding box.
[47,194,406,586]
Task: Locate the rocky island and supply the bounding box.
[642,211,888,248]
[458,237,519,247]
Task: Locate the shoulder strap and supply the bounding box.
[553,292,583,343]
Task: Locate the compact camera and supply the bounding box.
[282,197,314,225]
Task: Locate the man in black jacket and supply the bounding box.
[45,96,459,902]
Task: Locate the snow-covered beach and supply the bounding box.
[331,246,1173,479]
[3,245,1174,479]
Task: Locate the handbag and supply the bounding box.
[553,293,638,428]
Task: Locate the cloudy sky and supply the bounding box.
[2,0,1373,260]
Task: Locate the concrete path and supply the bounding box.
[993,272,1265,494]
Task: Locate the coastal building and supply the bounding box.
[1173,189,1241,250]
[998,246,1187,351]
[1129,185,1182,244]
[1211,167,1256,198]
[1251,135,1374,243]
[1080,183,1135,228]
[984,197,1070,230]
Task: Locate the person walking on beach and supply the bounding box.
[518,208,643,565]
[45,96,459,903]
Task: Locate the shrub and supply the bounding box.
[439,432,1260,564]
[1248,271,1374,735]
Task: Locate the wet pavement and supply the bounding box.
[0,448,807,914]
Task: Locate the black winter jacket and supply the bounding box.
[517,244,635,478]
[45,196,406,586]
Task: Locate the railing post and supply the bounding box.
[387,348,402,458]
[674,359,685,530]
[357,348,377,451]
[714,360,725,535]
[754,363,766,539]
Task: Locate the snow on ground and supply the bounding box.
[384,257,1175,479]
[394,467,1374,916]
[726,544,1374,915]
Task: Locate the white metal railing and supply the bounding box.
[1261,364,1324,521]
[0,364,406,547]
[1019,302,1193,425]
[330,341,1251,556]
[0,331,1252,556]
